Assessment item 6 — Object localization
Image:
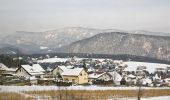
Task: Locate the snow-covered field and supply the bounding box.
[37,58,69,63]
[124,61,170,73]
[1,85,170,92]
[119,96,170,100]
[1,86,170,100]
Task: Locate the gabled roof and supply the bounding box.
[61,68,84,76]
[0,63,9,70]
[58,65,74,71]
[88,72,106,79]
[127,74,136,78]
[142,77,152,84]
[58,66,67,71]
[21,64,45,76]
[109,71,122,82]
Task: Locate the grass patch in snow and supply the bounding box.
[0,92,34,100]
[24,89,170,100]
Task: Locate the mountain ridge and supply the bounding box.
[57,32,170,61]
[0,27,170,58]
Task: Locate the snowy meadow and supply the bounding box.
[1,86,170,100]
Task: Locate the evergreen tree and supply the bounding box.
[82,59,87,72]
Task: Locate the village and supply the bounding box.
[1,56,170,87]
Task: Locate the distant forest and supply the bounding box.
[1,53,170,68]
[28,53,170,64]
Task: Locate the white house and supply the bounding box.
[108,71,122,85]
[88,72,112,82]
[142,77,152,86]
[0,63,16,76]
[0,63,9,75]
[16,64,45,79]
[126,74,136,85]
[52,65,74,77]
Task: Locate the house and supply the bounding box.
[152,74,161,86]
[166,67,170,78]
[115,63,127,73]
[142,77,153,86]
[126,74,136,86]
[88,72,112,83]
[16,64,45,79]
[108,71,122,85]
[155,68,166,79]
[52,66,67,76]
[0,63,16,76]
[164,78,170,86]
[52,65,74,77]
[0,63,8,75]
[136,66,147,78]
[61,68,88,84]
[155,68,166,73]
[137,66,147,71]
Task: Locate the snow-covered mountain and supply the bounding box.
[0,27,106,54]
[58,32,170,61]
[129,30,170,36]
[0,27,170,56]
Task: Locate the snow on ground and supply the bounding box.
[119,96,170,100]
[124,61,170,73]
[37,58,68,63]
[0,86,170,92]
[40,46,48,50]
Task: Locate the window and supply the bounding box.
[72,79,76,84]
[65,78,69,82]
[35,76,40,78]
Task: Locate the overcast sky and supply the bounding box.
[0,0,170,35]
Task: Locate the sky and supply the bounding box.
[0,0,170,35]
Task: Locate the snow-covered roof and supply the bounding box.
[153,74,161,80]
[7,68,17,72]
[66,65,74,69]
[0,63,16,72]
[61,68,84,76]
[0,63,8,70]
[88,72,106,79]
[127,74,136,78]
[93,59,104,62]
[113,60,123,64]
[142,78,152,84]
[164,78,170,82]
[119,63,127,67]
[58,65,74,71]
[58,66,67,71]
[21,64,45,76]
[87,68,95,72]
[124,61,170,73]
[109,71,122,82]
[29,76,38,80]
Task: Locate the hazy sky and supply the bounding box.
[0,0,170,35]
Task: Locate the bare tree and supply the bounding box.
[137,79,142,100]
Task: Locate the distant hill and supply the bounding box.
[0,27,170,61]
[58,32,170,61]
[0,27,131,54]
[0,47,18,55]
